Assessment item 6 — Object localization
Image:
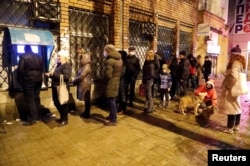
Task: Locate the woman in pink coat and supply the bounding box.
[221,45,246,134]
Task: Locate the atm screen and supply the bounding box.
[17,45,39,54]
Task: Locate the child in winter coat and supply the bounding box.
[158,64,172,108]
[194,79,217,118]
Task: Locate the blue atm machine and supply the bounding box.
[4,27,55,90]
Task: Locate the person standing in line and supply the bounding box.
[220,45,246,134]
[158,64,172,109]
[117,50,128,115]
[169,56,179,99]
[142,50,157,113]
[125,47,140,107]
[177,50,190,96]
[73,50,92,119]
[196,55,204,86]
[103,44,123,126]
[45,50,72,127]
[202,56,212,82]
[17,45,44,126]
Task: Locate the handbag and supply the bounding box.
[139,83,146,97]
[231,72,249,97]
[57,74,69,105]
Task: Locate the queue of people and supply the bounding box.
[16,44,246,134]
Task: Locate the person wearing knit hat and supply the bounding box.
[220,44,246,134]
[194,78,218,118]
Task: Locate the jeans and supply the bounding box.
[145,79,154,112]
[22,81,42,122]
[107,97,117,122]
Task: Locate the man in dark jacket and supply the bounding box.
[103,44,123,126]
[178,50,190,96]
[17,45,44,126]
[203,56,212,82]
[125,47,140,107]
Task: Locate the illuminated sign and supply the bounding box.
[235,0,250,34]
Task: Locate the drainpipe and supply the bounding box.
[120,0,124,50]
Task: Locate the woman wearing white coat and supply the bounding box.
[220,45,247,134]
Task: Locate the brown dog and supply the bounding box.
[178,92,207,115]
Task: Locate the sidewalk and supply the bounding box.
[0,77,250,166]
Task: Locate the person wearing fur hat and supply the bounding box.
[220,45,246,134]
[194,79,218,118]
[158,64,172,108]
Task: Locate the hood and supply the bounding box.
[206,79,214,88]
[80,54,91,66]
[108,50,121,60]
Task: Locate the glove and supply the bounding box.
[198,92,207,96]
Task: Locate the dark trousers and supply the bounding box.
[107,97,117,122]
[52,87,69,121]
[227,114,241,128]
[170,75,178,97]
[125,78,136,103]
[145,79,154,112]
[179,80,187,96]
[22,81,42,122]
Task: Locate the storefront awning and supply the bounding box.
[7,27,54,46]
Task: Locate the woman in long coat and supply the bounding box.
[103,44,123,126]
[221,45,246,134]
[73,52,92,118]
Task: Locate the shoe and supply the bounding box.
[80,113,90,119]
[105,121,117,126]
[233,126,239,131]
[117,110,126,115]
[55,119,62,123]
[144,110,153,114]
[222,128,234,134]
[23,121,37,126]
[57,121,68,127]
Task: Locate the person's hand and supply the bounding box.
[180,79,184,82]
[198,92,207,96]
[45,72,52,77]
[168,88,170,91]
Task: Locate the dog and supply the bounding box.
[178,92,207,115]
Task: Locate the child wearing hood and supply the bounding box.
[158,64,172,108]
[194,79,217,117]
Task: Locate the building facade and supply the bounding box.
[0,0,229,121]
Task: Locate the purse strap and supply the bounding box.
[60,74,64,85]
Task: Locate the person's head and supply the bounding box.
[103,44,116,58]
[206,79,214,90]
[57,50,69,64]
[179,50,186,59]
[128,47,136,56]
[230,45,241,55]
[145,50,154,61]
[162,64,170,74]
[118,50,128,62]
[205,56,210,60]
[77,48,85,56]
[24,45,32,53]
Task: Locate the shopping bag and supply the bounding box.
[139,83,145,97]
[57,74,69,105]
[231,72,249,97]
